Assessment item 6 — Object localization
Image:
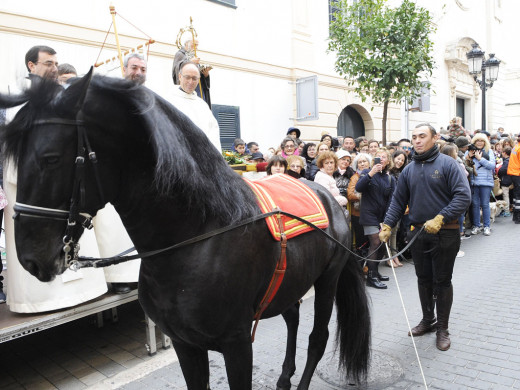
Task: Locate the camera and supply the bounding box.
[374,157,381,165]
[468,144,481,152]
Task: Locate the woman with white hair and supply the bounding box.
[465,133,495,236]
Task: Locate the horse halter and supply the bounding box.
[12,114,105,266]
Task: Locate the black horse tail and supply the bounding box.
[334,257,371,384]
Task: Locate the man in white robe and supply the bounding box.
[4,45,107,312]
[92,53,148,294]
[168,62,221,152]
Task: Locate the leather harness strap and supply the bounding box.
[251,212,288,342]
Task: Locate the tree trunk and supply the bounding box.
[382,100,389,146]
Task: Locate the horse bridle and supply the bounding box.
[13,113,105,265]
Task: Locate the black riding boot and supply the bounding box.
[435,285,453,351]
[514,210,520,224]
[409,284,436,336]
[376,269,389,281]
[366,261,387,289]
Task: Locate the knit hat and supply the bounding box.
[250,152,264,161]
[455,136,470,148]
[287,127,301,138]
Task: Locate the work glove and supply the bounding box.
[379,224,392,243]
[423,214,444,234]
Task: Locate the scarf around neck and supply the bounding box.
[413,144,439,162]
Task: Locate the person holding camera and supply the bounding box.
[355,148,396,289]
[465,134,496,236]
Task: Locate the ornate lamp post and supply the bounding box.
[466,43,501,131]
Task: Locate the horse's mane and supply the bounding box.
[1,75,259,224]
[0,76,64,167]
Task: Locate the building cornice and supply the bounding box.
[0,10,354,91]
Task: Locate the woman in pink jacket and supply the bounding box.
[314,151,348,207]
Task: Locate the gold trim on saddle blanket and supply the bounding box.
[244,174,329,241]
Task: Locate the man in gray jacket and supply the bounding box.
[379,123,471,351]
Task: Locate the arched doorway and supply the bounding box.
[337,105,365,138]
[445,37,480,131]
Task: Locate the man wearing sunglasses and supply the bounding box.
[398,138,414,161]
[25,45,59,82]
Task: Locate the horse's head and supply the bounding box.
[2,68,260,282]
[4,70,107,281]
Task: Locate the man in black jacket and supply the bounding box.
[379,123,471,351]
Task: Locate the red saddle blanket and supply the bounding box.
[244,174,329,241]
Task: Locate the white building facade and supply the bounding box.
[0,0,518,151]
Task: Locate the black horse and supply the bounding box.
[0,71,370,389]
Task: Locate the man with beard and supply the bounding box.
[379,123,471,351]
[25,45,59,82]
[123,53,147,85]
[341,136,356,153]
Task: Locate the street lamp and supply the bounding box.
[466,43,501,131]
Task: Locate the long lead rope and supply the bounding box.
[72,210,425,270]
[384,241,428,390]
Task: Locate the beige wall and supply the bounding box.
[1,0,518,152]
[0,1,388,150]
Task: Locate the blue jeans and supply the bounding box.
[471,185,492,228]
[458,214,465,233]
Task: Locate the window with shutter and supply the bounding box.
[409,82,431,112]
[295,76,319,121]
[212,105,240,151]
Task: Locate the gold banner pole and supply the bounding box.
[110,4,125,77]
[95,40,155,68]
[189,17,204,98]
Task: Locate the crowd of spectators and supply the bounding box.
[231,119,520,289]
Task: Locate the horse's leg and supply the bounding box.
[276,301,301,390]
[297,276,336,390]
[173,341,211,390]
[220,336,253,390]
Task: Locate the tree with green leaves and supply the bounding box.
[328,0,435,145]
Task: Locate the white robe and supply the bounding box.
[4,164,108,313]
[168,87,222,151]
[93,204,140,283]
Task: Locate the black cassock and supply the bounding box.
[172,48,211,108]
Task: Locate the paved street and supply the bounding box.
[121,214,520,390]
[0,214,518,389]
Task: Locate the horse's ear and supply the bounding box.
[0,92,29,109]
[54,67,94,116]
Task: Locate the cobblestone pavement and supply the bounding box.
[121,215,520,390]
[0,215,518,389]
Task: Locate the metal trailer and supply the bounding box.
[0,289,171,356]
